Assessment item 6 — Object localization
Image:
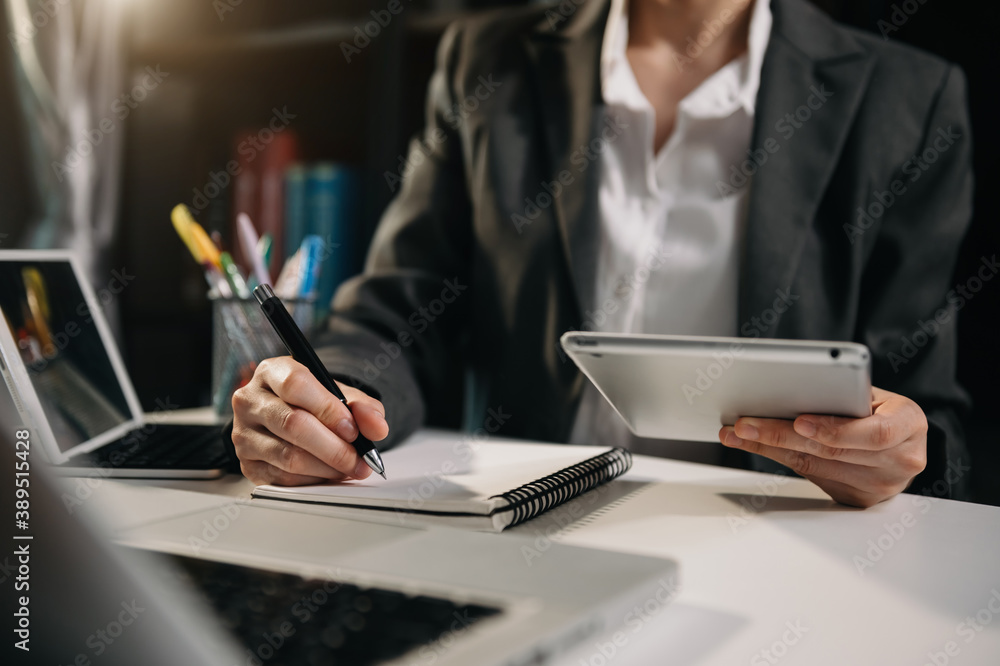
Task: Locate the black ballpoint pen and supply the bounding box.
[253,284,386,479]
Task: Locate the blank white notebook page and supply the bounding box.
[253,438,620,516]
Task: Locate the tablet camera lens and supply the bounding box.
[830,348,840,359]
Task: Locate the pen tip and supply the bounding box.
[379,471,387,480]
[364,449,386,480]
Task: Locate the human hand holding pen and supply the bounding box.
[232,356,389,485]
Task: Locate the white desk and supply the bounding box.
[75,427,1000,666]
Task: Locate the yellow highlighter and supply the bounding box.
[171,204,204,263]
[190,222,223,273]
[173,204,223,272]
[171,204,232,298]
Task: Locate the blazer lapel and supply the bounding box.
[740,0,875,333]
[521,0,610,316]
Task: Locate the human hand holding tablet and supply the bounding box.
[561,332,928,507]
[719,386,928,509]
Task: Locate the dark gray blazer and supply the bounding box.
[315,0,974,498]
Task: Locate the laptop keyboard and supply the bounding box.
[72,424,230,470]
[163,554,503,666]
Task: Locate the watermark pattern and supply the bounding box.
[29,598,146,658]
[340,0,414,63]
[350,277,468,385]
[574,576,681,665]
[852,458,970,575]
[396,406,511,524]
[671,0,753,72]
[681,288,799,404]
[213,0,244,21]
[21,267,137,375]
[877,0,931,40]
[6,0,71,47]
[740,288,800,338]
[85,600,146,658]
[544,0,588,29]
[11,427,32,652]
[407,608,481,666]
[887,255,997,373]
[750,620,809,665]
[681,337,744,405]
[589,246,675,329]
[52,66,170,181]
[726,471,793,533]
[59,397,181,514]
[188,500,250,555]
[519,484,611,567]
[512,112,629,234]
[843,126,959,244]
[716,85,834,196]
[12,546,29,651]
[0,555,16,586]
[922,588,1000,666]
[271,234,342,300]
[555,243,674,364]
[384,75,502,192]
[190,106,297,212]
[241,565,356,665]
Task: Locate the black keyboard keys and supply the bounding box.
[162,554,503,666]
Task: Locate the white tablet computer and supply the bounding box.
[561,332,872,442]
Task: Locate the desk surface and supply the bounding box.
[75,425,1000,666]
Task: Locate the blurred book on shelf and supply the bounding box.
[306,162,362,319]
[230,127,300,280]
[224,140,362,319]
[284,164,309,260]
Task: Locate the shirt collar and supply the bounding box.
[601,0,773,116]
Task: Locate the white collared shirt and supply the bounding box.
[569,0,773,461]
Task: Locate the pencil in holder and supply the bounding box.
[210,295,315,416]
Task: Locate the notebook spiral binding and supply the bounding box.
[490,448,633,528]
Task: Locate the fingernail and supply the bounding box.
[353,458,372,479]
[796,419,818,437]
[723,430,743,448]
[735,421,758,440]
[335,418,358,441]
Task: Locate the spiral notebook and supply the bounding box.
[251,435,632,532]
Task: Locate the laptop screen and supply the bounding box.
[0,258,133,454]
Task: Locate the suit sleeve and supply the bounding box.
[855,65,974,499]
[313,24,473,449]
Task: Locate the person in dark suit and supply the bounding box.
[231,0,973,506]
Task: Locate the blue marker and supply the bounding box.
[297,235,324,301]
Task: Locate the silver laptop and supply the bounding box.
[0,250,230,478]
[7,433,679,666]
